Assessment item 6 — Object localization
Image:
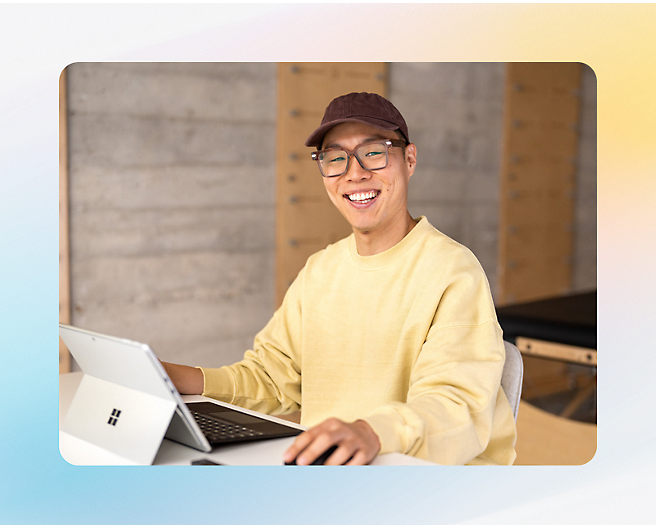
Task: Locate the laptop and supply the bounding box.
[59,324,302,465]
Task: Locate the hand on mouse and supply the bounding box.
[283,417,381,466]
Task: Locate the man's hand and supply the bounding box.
[161,361,204,395]
[283,418,381,466]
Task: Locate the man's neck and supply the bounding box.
[353,213,418,256]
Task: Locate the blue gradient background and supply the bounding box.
[1,3,655,524]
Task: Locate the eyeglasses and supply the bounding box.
[311,139,406,178]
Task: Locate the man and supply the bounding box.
[163,92,517,466]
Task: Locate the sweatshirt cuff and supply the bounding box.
[198,366,235,403]
[362,412,403,456]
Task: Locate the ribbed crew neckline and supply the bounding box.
[348,216,428,271]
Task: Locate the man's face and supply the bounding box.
[320,121,416,238]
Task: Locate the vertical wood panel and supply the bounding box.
[275,63,388,307]
[59,68,71,373]
[497,63,582,305]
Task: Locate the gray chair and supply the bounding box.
[501,341,524,421]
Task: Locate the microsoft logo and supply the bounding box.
[108,408,121,426]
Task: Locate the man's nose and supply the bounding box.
[345,155,372,181]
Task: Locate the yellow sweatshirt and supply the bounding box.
[201,217,517,465]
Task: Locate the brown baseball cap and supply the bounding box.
[305,92,410,148]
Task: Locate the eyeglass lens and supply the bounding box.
[318,142,389,177]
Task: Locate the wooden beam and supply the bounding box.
[497,63,582,305]
[517,336,597,366]
[59,67,71,374]
[275,63,388,307]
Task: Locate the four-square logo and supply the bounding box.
[108,408,121,426]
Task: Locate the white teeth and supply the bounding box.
[347,191,377,202]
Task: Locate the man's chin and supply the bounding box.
[351,222,378,236]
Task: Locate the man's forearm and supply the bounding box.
[161,362,204,395]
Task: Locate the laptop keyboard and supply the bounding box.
[190,410,266,444]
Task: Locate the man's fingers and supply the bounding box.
[324,444,356,466]
[284,419,343,464]
[293,433,339,465]
[283,423,336,464]
[343,448,370,466]
[283,429,315,463]
[283,418,380,465]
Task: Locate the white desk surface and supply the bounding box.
[60,372,434,466]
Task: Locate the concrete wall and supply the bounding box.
[389,63,506,298]
[391,62,597,298]
[67,63,277,367]
[66,62,596,370]
[572,64,597,292]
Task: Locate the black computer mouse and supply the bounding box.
[285,445,338,465]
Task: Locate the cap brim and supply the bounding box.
[305,117,402,148]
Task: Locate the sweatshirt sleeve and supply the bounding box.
[199,271,304,416]
[362,257,514,465]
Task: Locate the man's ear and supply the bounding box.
[405,143,417,177]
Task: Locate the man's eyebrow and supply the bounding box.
[323,136,387,150]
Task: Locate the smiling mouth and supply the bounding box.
[345,190,380,204]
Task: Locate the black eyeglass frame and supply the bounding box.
[310,139,407,178]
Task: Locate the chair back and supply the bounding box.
[501,341,524,421]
